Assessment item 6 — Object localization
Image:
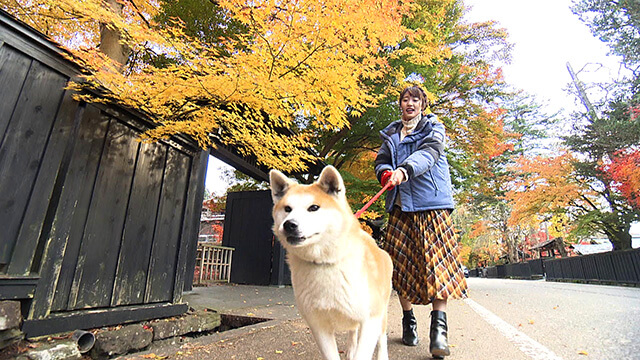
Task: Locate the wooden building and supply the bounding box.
[0,9,211,337]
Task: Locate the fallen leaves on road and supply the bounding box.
[141,354,167,359]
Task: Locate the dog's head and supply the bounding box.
[269,166,352,250]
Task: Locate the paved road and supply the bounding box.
[466,278,640,360]
[121,279,640,360]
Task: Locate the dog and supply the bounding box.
[269,166,393,360]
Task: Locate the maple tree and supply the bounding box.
[308,0,462,172]
[2,0,455,173]
[601,148,640,209]
[339,152,386,219]
[454,205,507,267]
[308,1,522,229]
[202,195,226,214]
[506,151,607,251]
[450,91,557,263]
[312,1,516,190]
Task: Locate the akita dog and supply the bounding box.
[269,166,393,360]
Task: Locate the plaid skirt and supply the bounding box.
[382,207,468,305]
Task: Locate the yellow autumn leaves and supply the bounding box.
[2,0,455,171]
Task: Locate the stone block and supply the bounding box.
[150,310,221,340]
[90,324,152,358]
[16,340,81,360]
[0,301,22,330]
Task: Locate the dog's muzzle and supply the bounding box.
[283,220,304,245]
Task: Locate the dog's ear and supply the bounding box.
[269,169,294,202]
[317,166,345,198]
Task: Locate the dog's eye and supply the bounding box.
[284,206,292,212]
[308,205,319,212]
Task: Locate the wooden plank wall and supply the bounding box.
[222,191,291,286]
[0,11,207,331]
[0,37,77,280]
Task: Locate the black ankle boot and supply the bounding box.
[429,310,450,358]
[402,309,419,346]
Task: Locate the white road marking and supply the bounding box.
[464,298,563,360]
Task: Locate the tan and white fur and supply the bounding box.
[269,166,393,360]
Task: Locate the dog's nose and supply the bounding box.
[283,220,298,233]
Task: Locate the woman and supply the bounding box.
[375,85,468,359]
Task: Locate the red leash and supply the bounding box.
[354,182,391,218]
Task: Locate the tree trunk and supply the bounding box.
[99,0,130,69]
[554,237,568,257]
[506,235,518,263]
[609,227,632,251]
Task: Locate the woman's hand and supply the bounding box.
[388,169,406,186]
[381,169,407,190]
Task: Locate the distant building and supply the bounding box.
[631,222,640,249]
[199,208,225,244]
[570,238,613,256]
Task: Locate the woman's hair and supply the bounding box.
[398,86,428,111]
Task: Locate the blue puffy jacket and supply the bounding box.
[374,114,455,213]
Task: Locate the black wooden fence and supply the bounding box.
[544,248,640,285]
[0,10,207,337]
[473,248,640,286]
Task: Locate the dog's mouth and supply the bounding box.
[285,233,319,245]
[286,236,305,245]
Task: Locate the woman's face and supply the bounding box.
[400,94,422,121]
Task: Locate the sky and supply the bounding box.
[464,0,626,114]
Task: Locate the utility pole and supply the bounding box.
[566,62,598,121]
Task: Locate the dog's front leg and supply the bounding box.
[376,332,388,360]
[377,311,389,360]
[345,328,358,360]
[353,318,383,360]
[309,327,340,360]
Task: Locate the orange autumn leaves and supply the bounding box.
[507,146,640,233]
[506,151,597,233]
[601,148,640,209]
